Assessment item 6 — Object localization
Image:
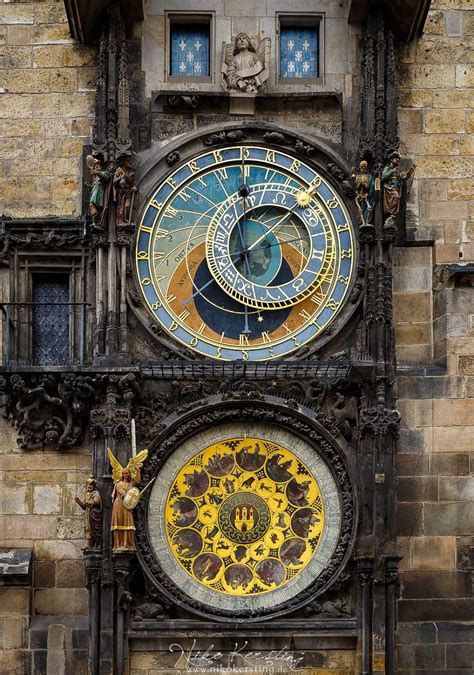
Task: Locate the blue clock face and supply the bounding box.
[136,145,356,361]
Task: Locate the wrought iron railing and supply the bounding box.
[0,302,90,368]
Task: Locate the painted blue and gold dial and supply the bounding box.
[136,145,355,361]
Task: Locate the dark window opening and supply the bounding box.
[32,273,70,365]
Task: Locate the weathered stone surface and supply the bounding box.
[439,476,474,500]
[55,560,85,588]
[34,588,88,615]
[424,502,474,535]
[431,453,470,475]
[401,571,471,598]
[0,588,29,614]
[3,616,27,649]
[458,354,474,374]
[32,485,61,515]
[411,536,456,571]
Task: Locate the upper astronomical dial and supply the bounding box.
[206,182,333,310]
[136,144,355,361]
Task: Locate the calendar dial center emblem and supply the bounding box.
[136,144,356,360]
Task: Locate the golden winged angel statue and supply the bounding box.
[107,448,148,551]
[221,33,270,93]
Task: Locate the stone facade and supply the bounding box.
[394,1,474,672]
[0,1,96,218]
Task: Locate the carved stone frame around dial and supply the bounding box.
[134,397,357,622]
[130,121,361,361]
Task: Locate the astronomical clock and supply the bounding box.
[135,144,356,361]
[131,129,359,623]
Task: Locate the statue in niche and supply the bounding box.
[221,33,270,94]
[107,448,149,551]
[75,477,103,549]
[381,151,416,219]
[113,153,137,227]
[86,152,111,225]
[352,160,377,228]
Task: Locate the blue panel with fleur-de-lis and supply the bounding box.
[280,27,318,79]
[170,26,210,77]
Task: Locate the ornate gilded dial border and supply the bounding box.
[134,398,357,622]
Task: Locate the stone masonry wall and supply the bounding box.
[395,1,474,672]
[0,0,96,219]
[0,417,90,674]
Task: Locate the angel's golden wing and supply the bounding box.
[127,448,149,480]
[107,447,124,483]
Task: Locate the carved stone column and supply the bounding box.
[85,551,102,675]
[113,552,134,675]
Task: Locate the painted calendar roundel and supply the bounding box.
[135,142,356,361]
[141,413,355,621]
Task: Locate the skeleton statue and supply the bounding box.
[352,160,377,228]
[221,33,270,94]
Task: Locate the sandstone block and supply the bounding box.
[399,109,423,135]
[439,476,474,500]
[59,137,83,157]
[0,5,35,25]
[34,588,88,615]
[445,10,463,36]
[423,200,469,220]
[51,178,81,200]
[417,37,474,64]
[0,94,32,119]
[394,293,431,323]
[31,23,71,46]
[34,539,83,561]
[402,571,471,598]
[7,25,32,46]
[10,159,54,177]
[411,535,456,570]
[0,650,31,675]
[424,502,474,535]
[465,11,474,36]
[433,89,474,108]
[32,45,64,68]
[71,118,91,136]
[0,514,56,539]
[34,560,56,588]
[398,476,438,501]
[32,92,94,119]
[56,560,85,588]
[419,176,448,202]
[418,133,460,156]
[416,156,472,179]
[397,503,423,537]
[0,588,30,614]
[35,3,68,26]
[62,45,96,67]
[33,484,61,514]
[3,68,51,94]
[399,64,455,89]
[0,45,32,68]
[3,616,27,649]
[433,399,474,426]
[49,69,78,93]
[0,119,44,137]
[456,64,474,88]
[3,484,29,514]
[55,157,80,176]
[77,66,97,92]
[467,111,474,133]
[56,516,84,540]
[399,89,433,108]
[44,118,70,136]
[395,323,431,346]
[447,179,474,202]
[460,135,474,155]
[424,109,466,134]
[423,10,444,35]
